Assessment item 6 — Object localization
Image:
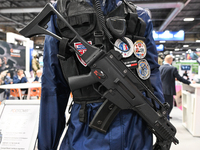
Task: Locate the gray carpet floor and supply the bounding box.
[170,107,200,150]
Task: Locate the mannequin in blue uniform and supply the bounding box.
[38,0,164,150]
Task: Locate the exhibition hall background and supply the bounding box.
[0,0,200,150]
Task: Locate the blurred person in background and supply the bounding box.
[13,69,28,84]
[32,51,40,76]
[159,55,192,119]
[33,70,42,83]
[13,69,28,99]
[0,57,7,73]
[182,70,189,80]
[0,76,4,101]
[4,72,13,99]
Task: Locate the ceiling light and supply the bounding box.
[36,46,39,49]
[196,48,200,51]
[159,41,166,43]
[164,51,169,55]
[183,18,194,21]
[174,48,179,51]
[188,49,192,53]
[196,40,200,42]
[183,45,189,47]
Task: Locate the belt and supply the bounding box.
[69,98,106,123]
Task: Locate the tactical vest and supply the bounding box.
[56,0,153,103]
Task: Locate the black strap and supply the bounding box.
[57,37,69,60]
[92,0,104,46]
[74,99,105,104]
[67,14,91,26]
[93,0,113,41]
[94,30,104,45]
[75,99,105,123]
[79,101,87,123]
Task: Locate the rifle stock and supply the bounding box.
[19,3,179,149]
[19,4,62,41]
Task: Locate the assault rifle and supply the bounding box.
[20,3,179,149]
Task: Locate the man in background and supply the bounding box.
[32,52,40,76]
[182,70,189,80]
[13,69,28,84]
[159,55,191,119]
[13,69,28,99]
[33,70,42,83]
[4,72,13,99]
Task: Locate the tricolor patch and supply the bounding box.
[133,40,147,59]
[114,37,134,58]
[74,41,92,67]
[137,59,151,80]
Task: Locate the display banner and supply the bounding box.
[0,100,40,150]
[0,40,26,77]
[153,30,185,41]
[156,44,164,51]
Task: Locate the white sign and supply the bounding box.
[0,100,40,150]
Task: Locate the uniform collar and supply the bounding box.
[164,63,171,66]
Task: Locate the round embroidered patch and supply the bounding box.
[133,40,147,59]
[137,59,151,80]
[114,37,134,58]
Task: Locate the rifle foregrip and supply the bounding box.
[68,72,98,91]
[89,99,121,133]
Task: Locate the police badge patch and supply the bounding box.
[133,40,147,59]
[74,41,92,67]
[137,59,151,80]
[114,37,134,58]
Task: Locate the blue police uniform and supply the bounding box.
[38,0,164,149]
[13,75,28,83]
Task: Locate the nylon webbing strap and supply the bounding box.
[79,101,87,123]
[75,99,105,123]
[93,0,113,40]
[92,0,104,46]
[57,37,69,60]
[67,14,91,26]
[57,37,72,83]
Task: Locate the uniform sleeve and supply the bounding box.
[138,8,165,104]
[173,67,191,85]
[4,77,9,84]
[13,76,20,84]
[21,77,28,83]
[37,4,71,150]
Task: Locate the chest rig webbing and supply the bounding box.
[19,2,179,147]
[56,0,154,122]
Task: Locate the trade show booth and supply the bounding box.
[182,83,200,137]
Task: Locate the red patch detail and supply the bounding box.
[74,41,92,67]
[131,63,137,66]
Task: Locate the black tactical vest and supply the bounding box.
[56,0,151,101]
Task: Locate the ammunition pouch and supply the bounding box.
[57,1,96,38]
